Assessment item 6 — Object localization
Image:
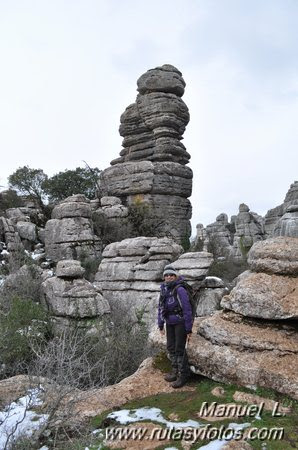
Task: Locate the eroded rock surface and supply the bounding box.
[265,180,298,237]
[151,236,298,399]
[221,272,298,320]
[247,236,298,275]
[42,259,110,332]
[44,194,101,262]
[94,236,183,324]
[98,64,192,244]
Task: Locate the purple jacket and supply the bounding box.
[158,276,193,334]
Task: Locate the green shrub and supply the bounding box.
[0,264,43,312]
[0,297,50,377]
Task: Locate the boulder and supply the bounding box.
[170,251,214,281]
[221,272,298,320]
[196,287,227,317]
[44,195,101,262]
[0,217,23,253]
[55,260,85,278]
[247,236,298,275]
[16,221,37,243]
[42,259,110,330]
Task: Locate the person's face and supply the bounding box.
[164,274,177,282]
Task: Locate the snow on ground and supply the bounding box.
[0,388,49,449]
[108,406,201,429]
[107,407,251,450]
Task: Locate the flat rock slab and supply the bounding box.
[221,272,298,320]
[150,320,298,400]
[198,311,298,354]
[69,358,194,422]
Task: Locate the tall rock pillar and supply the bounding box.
[99,64,192,244]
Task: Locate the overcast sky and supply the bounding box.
[0,0,297,233]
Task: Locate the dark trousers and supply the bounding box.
[166,322,190,376]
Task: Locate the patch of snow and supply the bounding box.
[1,249,9,256]
[108,407,201,429]
[205,276,222,282]
[0,388,48,449]
[32,252,45,260]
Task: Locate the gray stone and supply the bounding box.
[0,217,23,253]
[265,181,298,236]
[150,315,298,400]
[52,194,91,219]
[221,272,298,320]
[94,236,183,326]
[16,221,37,243]
[45,196,101,262]
[171,252,214,281]
[100,196,122,207]
[42,276,110,319]
[196,288,227,317]
[98,64,192,244]
[248,236,298,275]
[137,64,185,96]
[56,260,85,278]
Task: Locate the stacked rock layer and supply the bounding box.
[265,181,298,237]
[44,194,102,262]
[196,236,298,398]
[98,65,192,243]
[94,237,214,326]
[151,236,298,399]
[42,259,110,333]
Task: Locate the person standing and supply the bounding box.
[158,264,193,388]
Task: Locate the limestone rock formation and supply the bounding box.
[277,203,298,237]
[205,213,233,257]
[99,64,192,243]
[94,237,214,326]
[115,64,189,165]
[42,259,110,332]
[196,276,228,317]
[232,204,265,258]
[0,217,23,253]
[94,236,183,324]
[221,272,298,320]
[247,236,298,275]
[196,204,265,259]
[151,236,298,399]
[44,194,102,262]
[265,181,298,237]
[170,251,213,281]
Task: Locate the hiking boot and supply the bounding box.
[164,371,178,382]
[171,375,189,388]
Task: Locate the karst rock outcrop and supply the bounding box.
[97,64,192,244]
[42,259,110,332]
[44,194,102,262]
[151,236,298,399]
[94,237,214,325]
[196,203,266,259]
[265,181,298,237]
